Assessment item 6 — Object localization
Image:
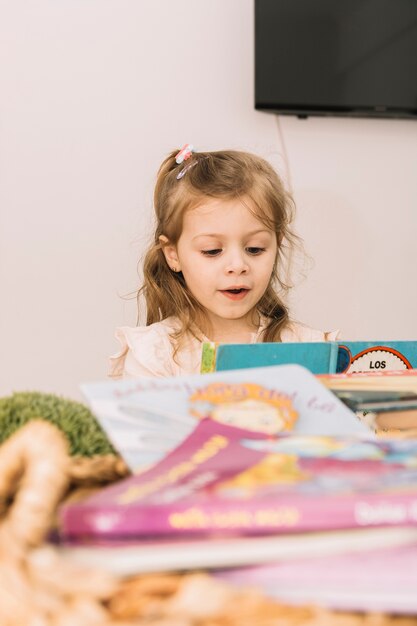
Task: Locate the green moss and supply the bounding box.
[0,391,115,457]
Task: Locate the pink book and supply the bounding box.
[215,543,417,613]
[60,418,417,540]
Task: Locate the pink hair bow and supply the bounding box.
[175,144,194,164]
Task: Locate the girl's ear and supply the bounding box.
[159,235,181,273]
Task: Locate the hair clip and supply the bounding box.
[175,144,194,164]
[176,160,198,180]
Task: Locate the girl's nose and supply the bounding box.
[225,251,249,275]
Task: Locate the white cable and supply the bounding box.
[274,114,293,194]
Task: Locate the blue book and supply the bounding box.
[201,340,417,376]
[337,340,417,373]
[202,341,339,375]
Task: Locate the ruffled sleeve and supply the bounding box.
[109,324,177,379]
[324,329,340,341]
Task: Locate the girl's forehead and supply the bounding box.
[183,196,273,232]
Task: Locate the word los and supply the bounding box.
[369,360,386,369]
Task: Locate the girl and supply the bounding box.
[110,145,338,379]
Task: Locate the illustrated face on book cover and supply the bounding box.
[189,382,298,434]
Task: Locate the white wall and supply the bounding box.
[1,1,416,401]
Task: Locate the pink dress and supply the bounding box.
[109,316,340,379]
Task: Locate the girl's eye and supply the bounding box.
[246,247,266,255]
[202,249,222,257]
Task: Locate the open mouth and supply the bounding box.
[221,288,250,300]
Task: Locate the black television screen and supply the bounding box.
[255,0,417,119]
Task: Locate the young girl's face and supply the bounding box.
[163,196,277,338]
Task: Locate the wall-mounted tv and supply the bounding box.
[255,0,417,119]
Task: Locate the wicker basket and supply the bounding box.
[0,420,415,626]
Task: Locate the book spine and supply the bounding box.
[60,492,417,539]
[200,342,217,374]
[328,342,339,374]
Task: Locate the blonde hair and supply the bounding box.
[138,148,299,351]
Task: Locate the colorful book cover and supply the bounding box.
[336,340,417,373]
[60,418,417,540]
[202,341,339,375]
[80,364,370,472]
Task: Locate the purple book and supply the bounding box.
[60,419,417,539]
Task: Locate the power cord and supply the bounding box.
[274,114,293,194]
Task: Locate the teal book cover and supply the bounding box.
[212,342,339,375]
[336,341,417,373]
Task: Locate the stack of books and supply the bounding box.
[57,363,417,614]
